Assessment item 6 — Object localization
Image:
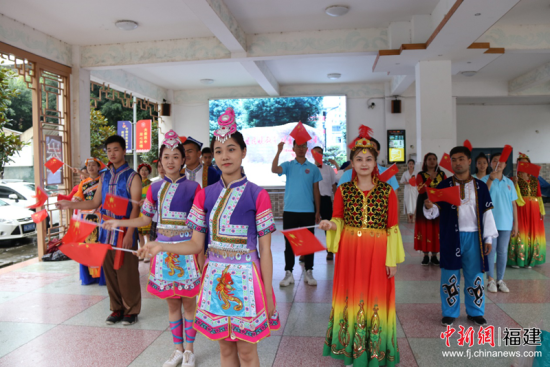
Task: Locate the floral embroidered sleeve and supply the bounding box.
[141,185,156,217]
[187,188,207,233]
[255,189,276,237]
[386,189,405,267]
[326,187,344,253]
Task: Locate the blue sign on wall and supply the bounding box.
[117,121,133,153]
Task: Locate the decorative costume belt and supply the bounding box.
[157,227,193,239]
[343,226,390,238]
[207,247,258,262]
[522,196,539,202]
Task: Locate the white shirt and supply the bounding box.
[423,179,498,244]
[185,164,204,188]
[317,164,337,197]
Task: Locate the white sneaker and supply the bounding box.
[487,279,497,293]
[163,350,183,367]
[497,280,510,293]
[279,271,295,287]
[181,350,196,367]
[305,269,317,286]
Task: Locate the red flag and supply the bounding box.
[517,161,541,177]
[439,153,454,174]
[179,136,187,144]
[31,209,49,223]
[59,242,111,267]
[499,145,512,163]
[27,187,49,209]
[379,164,398,183]
[103,194,129,217]
[463,140,473,152]
[311,150,323,165]
[44,157,64,174]
[427,186,461,206]
[408,175,417,187]
[289,122,312,146]
[62,218,97,244]
[281,228,325,256]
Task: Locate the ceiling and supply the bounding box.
[224,0,439,34]
[265,55,390,85]
[0,0,213,45]
[495,0,550,25]
[453,53,550,81]
[126,62,258,90]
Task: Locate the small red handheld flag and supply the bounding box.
[463,140,473,152]
[103,194,130,217]
[45,157,65,174]
[31,209,49,223]
[59,242,111,267]
[408,175,417,187]
[62,218,97,244]
[27,187,49,209]
[499,145,513,163]
[427,186,461,207]
[311,150,323,165]
[289,121,312,146]
[517,161,541,177]
[281,228,325,256]
[379,164,398,183]
[439,153,454,174]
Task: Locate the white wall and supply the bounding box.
[457,104,550,162]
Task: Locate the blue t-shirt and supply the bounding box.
[279,160,322,213]
[337,164,399,191]
[481,175,518,231]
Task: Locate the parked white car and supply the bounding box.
[0,199,37,240]
[0,181,60,226]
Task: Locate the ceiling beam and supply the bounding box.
[390,74,415,95]
[182,0,246,55]
[509,62,550,94]
[240,60,279,96]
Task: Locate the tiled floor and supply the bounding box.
[0,219,548,366]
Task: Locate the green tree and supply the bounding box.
[241,96,323,128]
[5,75,32,132]
[90,102,116,162]
[0,64,28,173]
[324,145,346,167]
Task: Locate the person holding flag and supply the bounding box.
[507,153,546,268]
[72,157,106,286]
[272,128,322,287]
[138,108,280,367]
[57,135,142,326]
[480,151,518,292]
[319,125,404,366]
[400,158,418,223]
[423,146,498,327]
[414,153,447,265]
[103,130,202,367]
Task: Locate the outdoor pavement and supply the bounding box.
[0,219,548,366]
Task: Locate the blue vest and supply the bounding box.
[98,162,137,246]
[437,177,494,272]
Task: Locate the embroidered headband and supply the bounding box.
[84,157,106,170]
[162,129,182,151]
[214,107,238,143]
[348,125,375,154]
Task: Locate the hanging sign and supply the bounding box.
[136,120,152,153]
[117,121,133,153]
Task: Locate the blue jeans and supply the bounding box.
[487,230,511,281]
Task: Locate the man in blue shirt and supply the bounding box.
[338,137,399,191]
[272,140,322,287]
[481,152,518,293]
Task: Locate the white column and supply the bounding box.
[415,60,456,161]
[70,45,90,167]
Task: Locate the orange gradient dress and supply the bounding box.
[323,178,405,366]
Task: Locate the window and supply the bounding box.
[332,125,341,132]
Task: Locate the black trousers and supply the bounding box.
[320,196,333,221]
[283,211,315,271]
